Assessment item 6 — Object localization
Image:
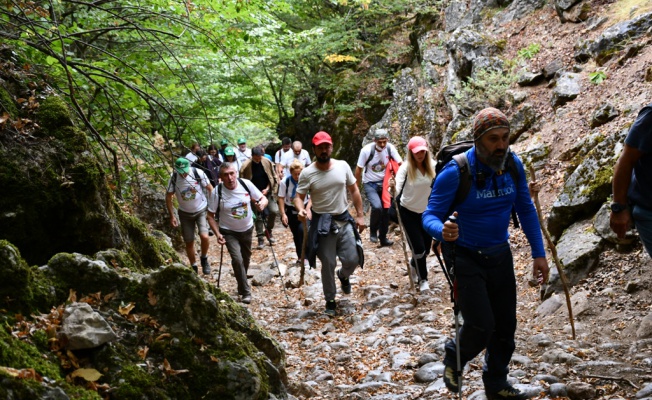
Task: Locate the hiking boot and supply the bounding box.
[370,233,378,243]
[241,295,252,304]
[337,268,351,294]
[268,235,276,244]
[191,264,198,274]
[200,256,211,275]
[379,238,394,247]
[486,385,527,400]
[419,280,430,292]
[443,364,459,393]
[325,300,337,316]
[256,238,265,250]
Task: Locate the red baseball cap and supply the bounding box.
[312,131,333,146]
[407,136,428,153]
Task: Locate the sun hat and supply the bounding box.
[224,147,235,157]
[407,136,428,153]
[174,158,190,174]
[237,137,247,145]
[220,139,228,146]
[473,107,510,140]
[312,131,333,146]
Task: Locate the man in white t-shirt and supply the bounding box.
[236,137,252,165]
[275,137,292,180]
[355,129,402,247]
[184,142,200,163]
[280,141,311,178]
[207,162,267,304]
[166,157,213,274]
[294,131,366,316]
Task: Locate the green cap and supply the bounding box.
[220,139,228,146]
[174,158,190,174]
[224,147,235,157]
[237,137,246,145]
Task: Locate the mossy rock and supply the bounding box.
[35,95,73,131]
[0,86,18,119]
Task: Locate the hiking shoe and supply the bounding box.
[370,233,378,243]
[419,280,430,292]
[379,238,394,247]
[325,300,337,316]
[241,295,252,304]
[200,256,211,275]
[191,264,198,274]
[268,235,276,244]
[486,385,527,400]
[443,364,459,393]
[337,268,351,294]
[256,238,265,250]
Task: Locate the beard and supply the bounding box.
[476,141,509,172]
[316,153,331,164]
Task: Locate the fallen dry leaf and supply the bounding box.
[148,289,157,306]
[118,302,136,316]
[67,289,77,303]
[71,368,103,382]
[137,346,149,360]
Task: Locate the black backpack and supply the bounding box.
[434,140,520,228]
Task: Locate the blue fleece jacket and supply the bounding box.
[422,147,545,259]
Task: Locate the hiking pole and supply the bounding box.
[217,243,224,288]
[447,214,463,400]
[258,208,290,301]
[528,165,576,340]
[390,180,416,292]
[299,221,308,287]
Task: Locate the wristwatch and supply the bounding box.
[610,202,628,213]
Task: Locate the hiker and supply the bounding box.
[240,146,279,249]
[355,129,402,246]
[278,159,312,264]
[610,103,652,257]
[206,162,267,304]
[275,137,292,180]
[280,141,311,179]
[294,131,366,316]
[223,147,241,177]
[422,107,549,400]
[166,157,214,274]
[388,136,435,292]
[184,142,201,163]
[218,139,229,161]
[204,144,222,187]
[235,137,251,164]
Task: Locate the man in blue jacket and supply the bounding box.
[423,107,549,400]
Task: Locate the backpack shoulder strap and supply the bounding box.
[192,167,200,182]
[364,144,375,170]
[238,178,252,196]
[452,153,472,206]
[216,183,223,218]
[285,176,291,199]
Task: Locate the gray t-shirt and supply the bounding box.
[297,160,356,215]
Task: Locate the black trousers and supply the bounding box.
[398,205,432,280]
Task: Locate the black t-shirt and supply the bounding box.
[250,162,270,191]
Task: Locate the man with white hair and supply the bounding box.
[355,129,402,246]
[280,140,311,178]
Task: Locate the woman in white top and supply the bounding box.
[278,160,312,262]
[390,136,436,292]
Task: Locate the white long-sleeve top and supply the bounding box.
[393,161,435,213]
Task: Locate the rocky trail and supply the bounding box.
[182,214,652,400]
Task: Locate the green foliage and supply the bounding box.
[454,66,515,109]
[589,70,607,84]
[517,43,541,60]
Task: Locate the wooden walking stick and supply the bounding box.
[390,184,416,292]
[299,221,308,287]
[528,165,576,340]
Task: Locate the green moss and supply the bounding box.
[580,165,613,197]
[36,96,72,132]
[0,325,62,380]
[0,86,18,118]
[117,210,179,270]
[113,365,168,399]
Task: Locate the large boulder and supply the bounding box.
[495,0,548,25]
[542,219,604,298]
[551,72,581,108]
[575,12,652,65]
[546,128,626,240]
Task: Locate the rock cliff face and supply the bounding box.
[0,76,287,397]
